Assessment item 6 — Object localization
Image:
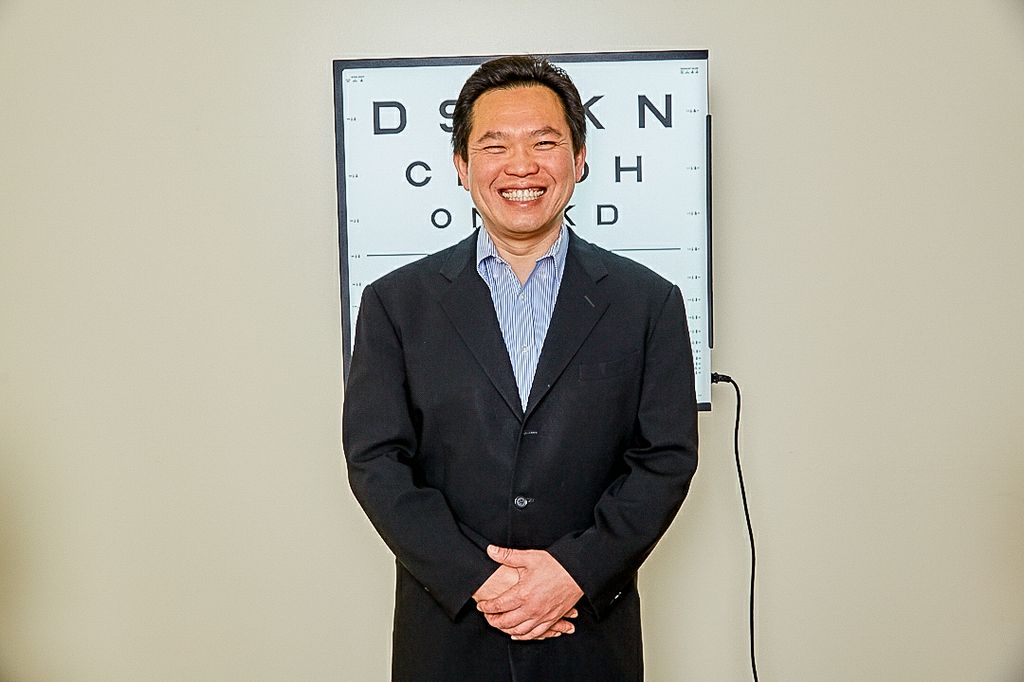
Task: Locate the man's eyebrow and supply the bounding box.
[472,127,565,144]
[473,131,506,144]
[530,126,563,138]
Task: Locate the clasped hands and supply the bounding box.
[471,544,584,641]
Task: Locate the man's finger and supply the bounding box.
[531,619,576,640]
[485,607,539,633]
[533,631,562,640]
[484,607,530,631]
[486,612,576,637]
[476,593,523,614]
[487,544,524,566]
[472,565,519,604]
[483,606,532,634]
[545,618,576,635]
[512,618,573,641]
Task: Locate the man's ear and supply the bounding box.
[574,145,587,182]
[453,153,470,191]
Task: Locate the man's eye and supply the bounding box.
[536,141,556,149]
[483,145,505,153]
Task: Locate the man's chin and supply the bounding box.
[491,222,562,241]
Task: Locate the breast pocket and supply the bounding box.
[578,350,642,381]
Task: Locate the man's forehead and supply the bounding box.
[469,86,568,132]
[473,84,560,108]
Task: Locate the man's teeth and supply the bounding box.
[501,188,545,201]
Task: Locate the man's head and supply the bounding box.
[452,55,587,161]
[452,56,587,244]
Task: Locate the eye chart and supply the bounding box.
[334,51,712,408]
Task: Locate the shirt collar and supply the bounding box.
[476,225,568,271]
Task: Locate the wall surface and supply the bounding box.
[2,1,1023,680]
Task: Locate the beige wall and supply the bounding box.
[2,1,1023,679]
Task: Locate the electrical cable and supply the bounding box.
[711,372,758,682]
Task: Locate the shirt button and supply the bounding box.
[514,496,529,509]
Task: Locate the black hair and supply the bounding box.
[451,55,586,160]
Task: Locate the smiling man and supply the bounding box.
[343,55,698,681]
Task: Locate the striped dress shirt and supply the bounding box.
[476,226,568,410]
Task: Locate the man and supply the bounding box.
[343,55,698,681]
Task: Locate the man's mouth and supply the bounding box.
[500,188,545,202]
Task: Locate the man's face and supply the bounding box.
[453,85,586,244]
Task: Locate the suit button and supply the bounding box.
[514,496,529,509]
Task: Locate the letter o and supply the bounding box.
[431,208,452,229]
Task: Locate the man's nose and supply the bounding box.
[504,146,539,176]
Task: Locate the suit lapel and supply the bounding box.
[438,233,524,421]
[525,233,609,417]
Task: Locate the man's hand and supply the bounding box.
[473,563,577,640]
[475,544,584,641]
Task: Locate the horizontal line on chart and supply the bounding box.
[611,247,683,252]
[365,253,429,257]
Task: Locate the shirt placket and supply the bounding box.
[505,264,534,408]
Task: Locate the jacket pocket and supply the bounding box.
[579,350,641,381]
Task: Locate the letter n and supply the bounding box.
[638,94,672,128]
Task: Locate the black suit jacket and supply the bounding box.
[343,230,698,681]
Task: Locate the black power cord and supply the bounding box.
[711,372,758,682]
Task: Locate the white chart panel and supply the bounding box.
[334,51,712,407]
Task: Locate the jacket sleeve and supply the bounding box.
[342,283,497,620]
[546,284,699,618]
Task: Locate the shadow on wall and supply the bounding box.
[1008,0,1024,37]
[0,420,31,679]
